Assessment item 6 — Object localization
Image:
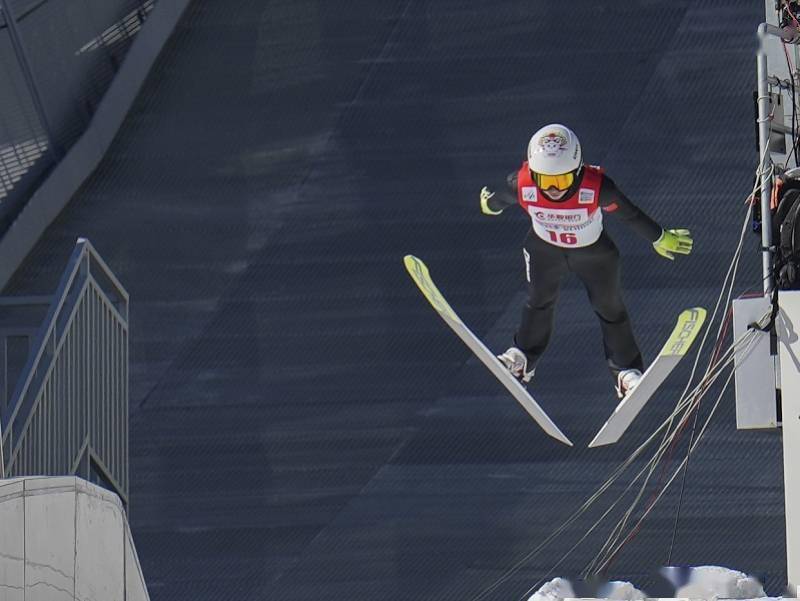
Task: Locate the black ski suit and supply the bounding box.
[486,169,663,379]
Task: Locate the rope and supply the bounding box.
[589,161,765,574]
[470,141,776,601]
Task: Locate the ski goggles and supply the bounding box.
[532,171,576,191]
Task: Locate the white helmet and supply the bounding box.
[527,124,582,184]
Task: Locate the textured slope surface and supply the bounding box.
[2,1,782,599]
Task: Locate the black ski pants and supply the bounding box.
[516,230,643,379]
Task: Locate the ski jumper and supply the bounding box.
[514,163,657,378]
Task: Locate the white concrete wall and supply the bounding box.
[0,479,24,601]
[778,291,800,597]
[0,476,149,600]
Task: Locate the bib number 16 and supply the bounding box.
[547,230,577,245]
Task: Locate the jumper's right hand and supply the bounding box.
[480,186,503,216]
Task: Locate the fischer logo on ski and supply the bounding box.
[589,307,707,448]
[662,308,704,356]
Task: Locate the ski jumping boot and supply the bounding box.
[616,368,642,399]
[497,347,535,383]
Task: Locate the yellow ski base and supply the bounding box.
[403,255,460,323]
[660,307,707,357]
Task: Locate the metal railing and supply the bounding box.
[0,0,156,228]
[0,238,129,505]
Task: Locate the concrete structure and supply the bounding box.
[0,476,148,600]
[778,291,800,597]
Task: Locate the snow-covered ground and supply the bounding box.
[528,566,780,600]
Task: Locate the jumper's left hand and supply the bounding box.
[653,229,693,260]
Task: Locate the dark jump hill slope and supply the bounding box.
[2,1,780,599]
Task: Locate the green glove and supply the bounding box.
[480,186,503,216]
[653,228,693,260]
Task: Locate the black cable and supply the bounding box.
[665,253,781,565]
[665,339,721,566]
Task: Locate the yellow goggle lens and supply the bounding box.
[534,172,575,191]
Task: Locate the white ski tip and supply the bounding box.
[536,419,573,446]
[587,427,615,448]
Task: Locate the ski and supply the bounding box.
[588,307,707,448]
[404,255,573,446]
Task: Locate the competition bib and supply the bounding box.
[525,195,604,248]
[517,164,605,248]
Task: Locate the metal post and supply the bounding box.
[757,24,778,294]
[0,0,60,159]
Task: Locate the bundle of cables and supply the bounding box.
[471,153,777,601]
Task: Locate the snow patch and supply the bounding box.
[527,577,576,601]
[526,566,771,600]
[674,565,766,599]
[596,580,647,600]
